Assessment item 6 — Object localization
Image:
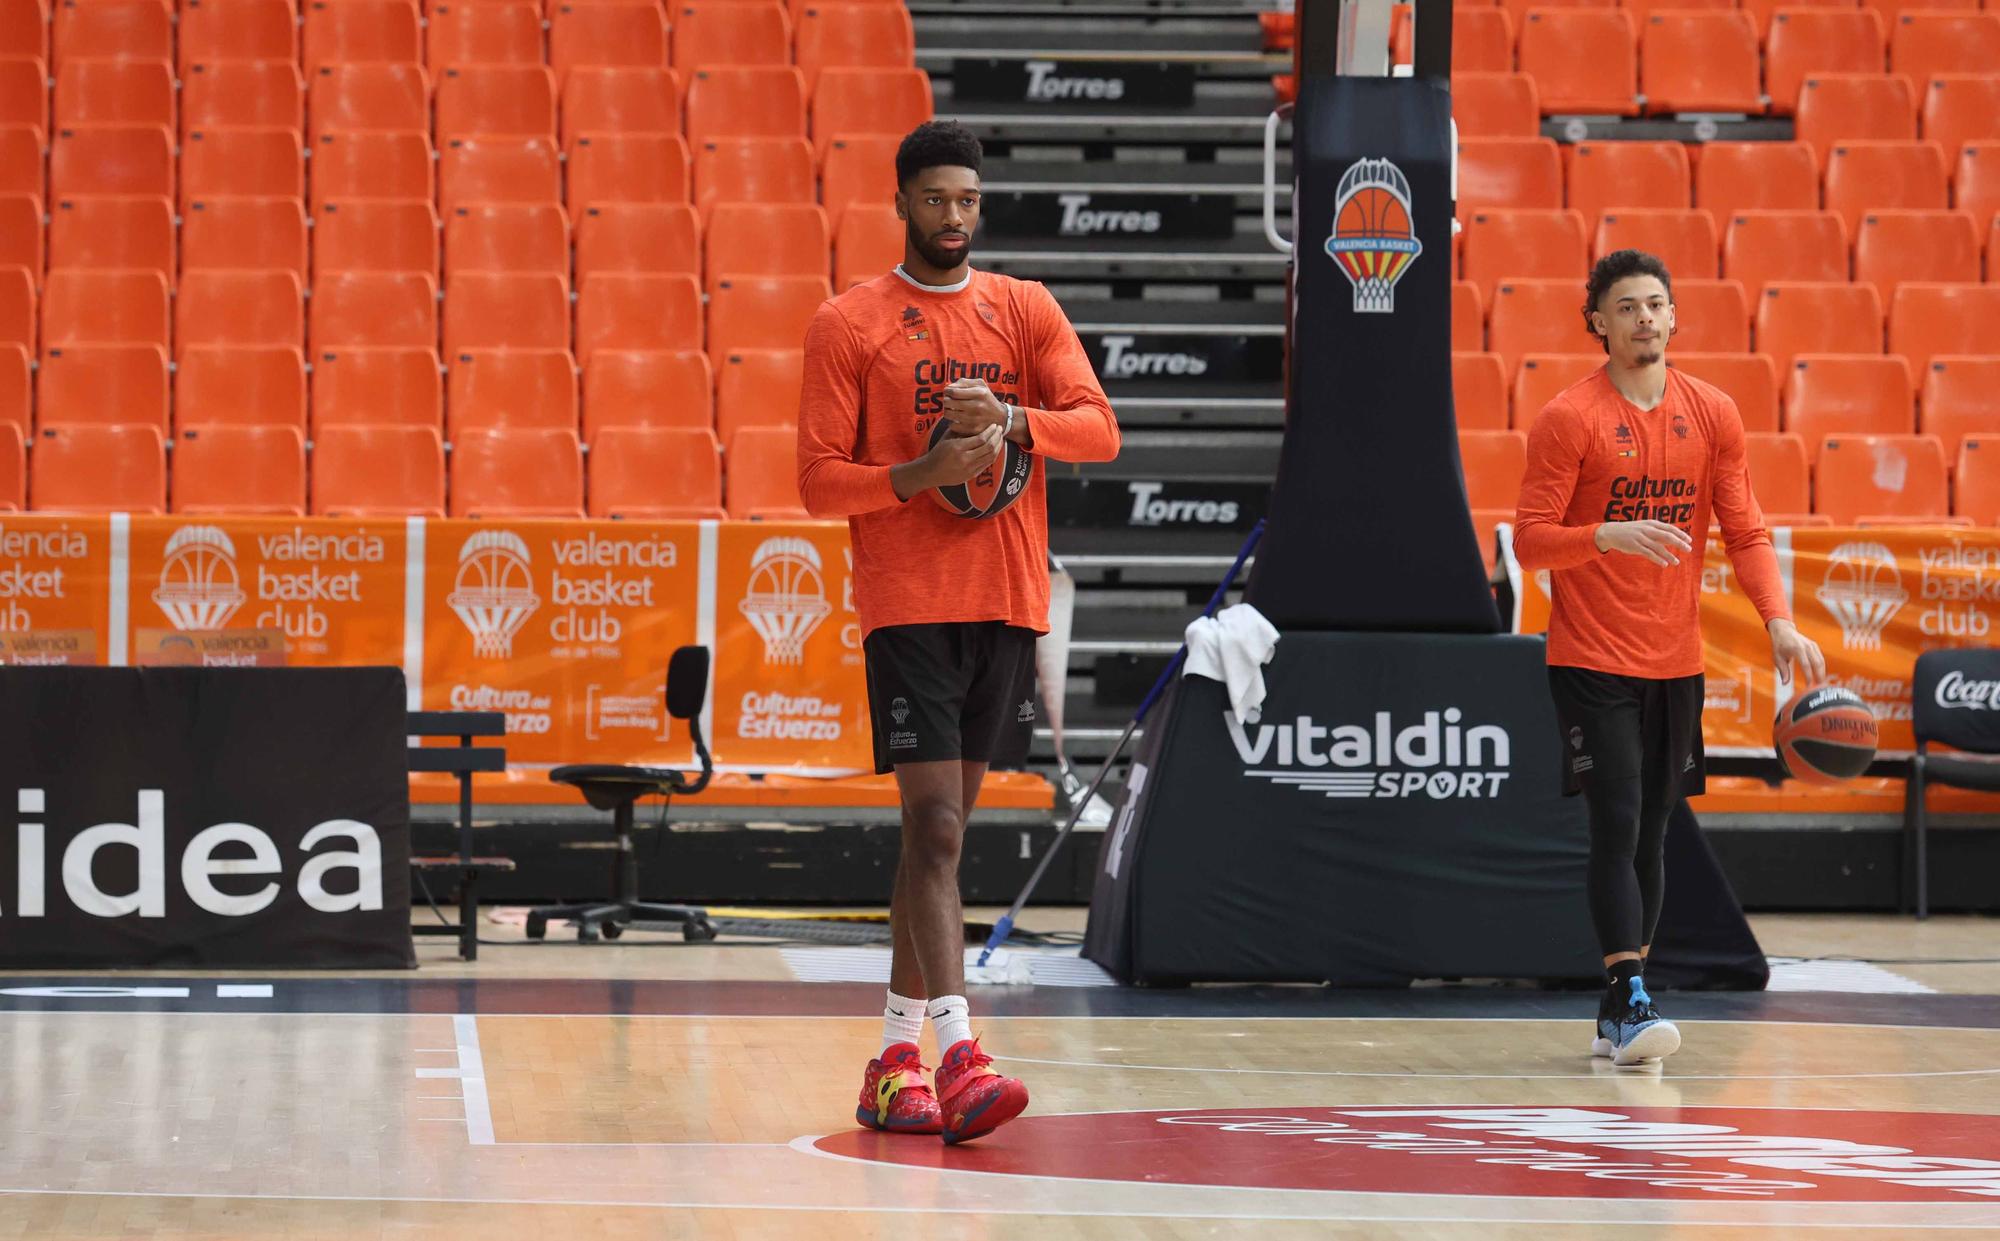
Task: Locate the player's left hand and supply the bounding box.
[1769,618,1827,688]
[938,379,1008,436]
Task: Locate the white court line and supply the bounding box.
[453,1014,495,1145]
[992,1053,2000,1083]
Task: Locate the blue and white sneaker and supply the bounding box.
[1590,976,1681,1067]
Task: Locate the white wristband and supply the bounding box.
[1003,403,1015,439]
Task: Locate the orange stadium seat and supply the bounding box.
[181,126,303,207]
[0,194,37,281]
[47,195,173,282]
[1877,0,1982,26]
[1666,279,1750,352]
[1511,354,1603,428]
[1458,429,1529,510]
[176,269,304,358]
[1923,77,2000,168]
[307,63,429,138]
[1452,351,1509,429]
[1891,12,2000,88]
[0,265,30,352]
[796,3,915,94]
[30,423,165,513]
[707,274,830,363]
[54,0,171,64]
[40,267,168,352]
[175,345,307,430]
[439,135,562,211]
[1453,280,1485,351]
[561,67,680,147]
[181,61,304,136]
[582,348,712,439]
[834,202,900,290]
[1785,354,1916,455]
[435,64,556,142]
[54,58,172,129]
[310,423,444,517]
[671,2,790,77]
[1956,435,2000,523]
[1722,211,1849,298]
[0,59,46,144]
[442,271,570,355]
[812,68,930,160]
[705,202,829,293]
[1764,10,1887,117]
[590,425,726,519]
[0,421,19,511]
[446,348,577,436]
[1825,142,1950,232]
[181,197,308,282]
[1458,137,1563,210]
[1595,209,1719,278]
[449,425,584,518]
[1889,283,2000,388]
[1743,431,1812,514]
[310,270,439,350]
[0,341,26,438]
[0,125,38,200]
[574,203,700,283]
[445,202,571,279]
[1488,279,1594,375]
[1496,0,1598,33]
[565,133,691,215]
[0,0,42,63]
[1853,210,1981,304]
[1517,11,1637,115]
[302,0,422,71]
[684,66,805,146]
[172,424,306,514]
[714,347,802,443]
[1795,74,1918,165]
[1452,7,1513,73]
[179,0,295,73]
[1451,73,1540,139]
[1756,281,1883,373]
[575,271,703,363]
[310,346,442,431]
[310,130,432,209]
[50,123,171,198]
[1922,357,2000,459]
[695,137,815,224]
[36,342,168,430]
[551,1,673,81]
[725,424,807,519]
[1671,352,1781,432]
[314,198,439,278]
[1460,209,1588,302]
[820,134,899,232]
[1814,433,1949,523]
[427,2,543,71]
[1640,11,1761,114]
[1694,142,1821,220]
[1565,141,1689,225]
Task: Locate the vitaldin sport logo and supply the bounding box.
[1228,708,1512,800]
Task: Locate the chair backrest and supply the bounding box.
[560,65,678,150]
[181,124,304,207]
[182,195,308,280]
[30,422,165,513]
[449,425,585,517]
[307,62,428,139]
[705,201,830,292]
[566,132,690,215]
[1823,140,1949,231]
[715,346,803,443]
[810,66,930,159]
[42,267,170,352]
[1452,6,1513,73]
[1784,354,1915,458]
[311,423,445,517]
[444,201,571,278]
[311,345,442,432]
[54,57,174,128]
[1813,432,1948,523]
[551,0,673,80]
[1460,208,1588,302]
[1517,9,1639,115]
[51,122,173,198]
[1670,352,1780,433]
[819,133,899,232]
[1450,72,1539,138]
[1668,279,1749,353]
[1457,428,1529,510]
[1742,431,1811,514]
[575,271,703,363]
[1695,142,1818,220]
[176,344,308,430]
[180,0,298,74]
[575,202,700,281]
[301,0,422,72]
[1852,209,1981,305]
[588,424,724,519]
[685,64,805,145]
[1639,10,1761,113]
[1795,73,1917,165]
[38,342,170,431]
[695,136,815,224]
[1593,208,1718,278]
[1457,136,1563,210]
[582,348,712,438]
[1912,647,2000,751]
[1889,283,2000,391]
[1511,354,1602,430]
[311,270,439,351]
[1955,434,2000,523]
[725,423,807,518]
[0,418,20,511]
[1564,140,1689,224]
[707,274,831,362]
[447,347,579,436]
[435,62,557,141]
[1452,280,1484,352]
[1923,75,2000,167]
[316,197,440,279]
[1922,357,2000,460]
[1891,11,2000,89]
[671,1,789,75]
[49,193,176,283]
[172,423,306,515]
[1722,210,1848,300]
[1754,280,1883,374]
[176,268,304,356]
[1452,351,1508,430]
[439,134,562,210]
[1765,9,1886,115]
[427,1,543,72]
[1487,278,1594,375]
[311,129,432,208]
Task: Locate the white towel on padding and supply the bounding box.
[1182,603,1280,723]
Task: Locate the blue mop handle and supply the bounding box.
[1134,518,1265,719]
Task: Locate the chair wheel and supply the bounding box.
[684,918,717,943]
[525,914,546,940]
[601,920,624,940]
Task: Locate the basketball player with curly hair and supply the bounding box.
[797,120,1120,1141]
[1514,250,1825,1066]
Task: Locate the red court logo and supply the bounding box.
[1325,158,1422,315]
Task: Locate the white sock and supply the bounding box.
[881,991,925,1056]
[926,994,973,1052]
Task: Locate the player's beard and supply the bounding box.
[909,218,973,272]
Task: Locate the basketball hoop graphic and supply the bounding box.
[740,537,833,666]
[153,525,246,630]
[1325,157,1423,314]
[1816,541,1909,651]
[449,530,540,658]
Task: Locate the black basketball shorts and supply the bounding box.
[1548,666,1707,800]
[863,621,1039,775]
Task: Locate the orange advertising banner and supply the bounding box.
[0,515,112,645]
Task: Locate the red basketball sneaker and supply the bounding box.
[934,1037,1029,1145]
[855,1042,942,1134]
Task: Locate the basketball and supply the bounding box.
[1773,684,1880,784]
[927,417,1034,518]
[1335,185,1410,239]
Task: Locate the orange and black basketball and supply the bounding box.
[928,418,1033,519]
[1774,685,1879,784]
[1335,185,1411,241]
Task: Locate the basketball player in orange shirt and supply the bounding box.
[1513,250,1825,1066]
[796,121,1120,1142]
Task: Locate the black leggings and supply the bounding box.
[1582,775,1676,956]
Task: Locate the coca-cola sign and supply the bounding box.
[1935,669,2000,710]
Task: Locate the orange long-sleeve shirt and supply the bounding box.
[796,267,1120,638]
[1513,365,1790,679]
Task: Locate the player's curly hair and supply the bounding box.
[895,120,983,189]
[1584,249,1674,353]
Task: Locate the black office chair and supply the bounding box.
[1905,647,2000,919]
[527,645,718,943]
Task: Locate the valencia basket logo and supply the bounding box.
[1325,158,1422,314]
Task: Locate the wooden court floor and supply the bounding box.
[5,911,2000,1239]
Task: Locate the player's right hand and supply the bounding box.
[1594,519,1694,566]
[923,423,1004,486]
